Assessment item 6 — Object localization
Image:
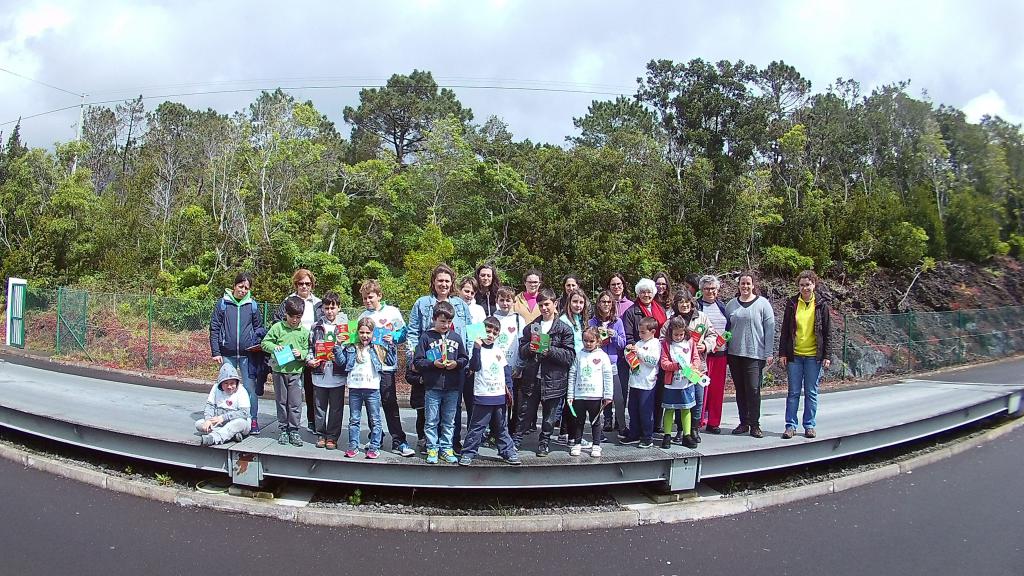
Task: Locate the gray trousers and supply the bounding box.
[314,386,345,441]
[194,418,250,444]
[274,372,304,431]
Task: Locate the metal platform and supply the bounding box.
[0,356,1021,492]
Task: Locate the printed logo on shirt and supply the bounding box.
[592,357,601,365]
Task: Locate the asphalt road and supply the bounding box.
[1,359,1022,576]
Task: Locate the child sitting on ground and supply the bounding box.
[195,363,252,446]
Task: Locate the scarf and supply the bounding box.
[638,300,668,329]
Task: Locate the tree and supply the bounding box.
[569,96,659,148]
[343,70,472,166]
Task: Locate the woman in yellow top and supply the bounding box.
[778,270,833,439]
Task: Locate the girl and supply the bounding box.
[474,263,501,317]
[557,288,590,443]
[459,276,487,325]
[590,290,627,434]
[659,316,700,449]
[338,317,397,459]
[566,327,614,457]
[663,290,712,444]
[557,274,582,318]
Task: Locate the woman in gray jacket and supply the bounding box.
[725,272,775,438]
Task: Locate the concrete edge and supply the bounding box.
[2,415,1022,532]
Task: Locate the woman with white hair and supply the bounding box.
[620,278,668,439]
[695,274,730,434]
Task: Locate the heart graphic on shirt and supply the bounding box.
[507,326,515,333]
[592,358,601,365]
[378,318,386,325]
[226,400,233,406]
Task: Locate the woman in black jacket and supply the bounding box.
[512,288,576,456]
[209,272,264,432]
[778,270,833,439]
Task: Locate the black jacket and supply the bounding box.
[778,294,833,362]
[621,301,667,346]
[518,317,576,400]
[412,329,470,392]
[209,296,265,357]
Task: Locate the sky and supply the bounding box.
[1,0,1022,149]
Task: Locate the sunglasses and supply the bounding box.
[296,281,312,286]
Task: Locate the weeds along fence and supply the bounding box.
[3,286,1023,383]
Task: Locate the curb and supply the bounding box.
[2,416,1022,532]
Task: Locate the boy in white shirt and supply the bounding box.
[621,316,661,448]
[458,316,521,466]
[494,286,525,434]
[196,363,251,446]
[307,291,348,450]
[567,327,614,457]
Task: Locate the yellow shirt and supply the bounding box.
[794,295,817,357]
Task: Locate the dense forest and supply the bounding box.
[1,60,1022,308]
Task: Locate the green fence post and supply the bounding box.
[147,295,154,370]
[55,286,63,355]
[842,313,848,379]
[956,309,963,364]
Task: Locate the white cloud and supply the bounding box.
[962,90,1022,125]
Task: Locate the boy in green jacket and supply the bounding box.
[261,296,312,446]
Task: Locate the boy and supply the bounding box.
[459,316,521,466]
[195,363,251,446]
[412,301,469,464]
[307,291,348,450]
[567,327,614,457]
[494,285,525,434]
[357,279,414,457]
[513,288,576,457]
[262,296,312,447]
[621,316,661,448]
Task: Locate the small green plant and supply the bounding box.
[154,472,174,486]
[347,488,363,506]
[123,465,134,475]
[488,499,516,517]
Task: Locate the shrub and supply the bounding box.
[945,190,1003,262]
[877,222,929,269]
[760,245,814,275]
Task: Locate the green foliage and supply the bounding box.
[760,245,814,275]
[877,222,929,269]
[945,189,1004,261]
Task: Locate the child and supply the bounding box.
[621,316,660,448]
[662,290,712,445]
[357,279,414,457]
[557,287,590,443]
[494,285,526,434]
[458,276,486,446]
[459,276,487,325]
[458,316,521,466]
[590,290,627,434]
[567,327,613,457]
[336,317,396,459]
[659,316,700,449]
[261,296,311,447]
[195,363,252,446]
[412,301,469,464]
[307,291,348,450]
[513,288,576,457]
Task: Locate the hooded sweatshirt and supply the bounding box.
[210,288,263,357]
[204,363,251,422]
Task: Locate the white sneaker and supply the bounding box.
[590,445,602,458]
[580,438,593,449]
[569,443,582,456]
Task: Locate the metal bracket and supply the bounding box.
[666,455,700,491]
[230,451,264,487]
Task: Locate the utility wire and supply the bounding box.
[0,66,84,98]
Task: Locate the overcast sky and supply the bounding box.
[2,0,1022,149]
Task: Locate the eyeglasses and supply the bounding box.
[599,300,612,304]
[296,281,312,286]
[525,280,540,285]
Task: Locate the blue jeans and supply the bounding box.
[425,388,460,452]
[625,387,655,442]
[222,355,256,421]
[348,388,383,451]
[785,356,823,430]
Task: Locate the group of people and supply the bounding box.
[201,265,833,464]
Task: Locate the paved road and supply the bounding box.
[1,425,1021,575]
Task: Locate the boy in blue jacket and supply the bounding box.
[412,301,469,464]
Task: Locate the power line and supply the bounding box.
[2,82,631,127]
[0,66,84,98]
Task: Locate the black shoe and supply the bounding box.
[682,435,698,449]
[536,443,549,457]
[692,430,702,444]
[750,426,763,438]
[660,434,672,449]
[731,424,750,435]
[706,425,721,435]
[603,422,614,433]
[671,433,683,445]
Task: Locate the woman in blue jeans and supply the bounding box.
[209,272,265,433]
[778,270,833,439]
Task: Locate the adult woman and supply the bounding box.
[210,272,264,433]
[652,271,673,312]
[590,290,627,434]
[725,272,775,439]
[608,272,633,319]
[778,270,833,439]
[272,269,324,433]
[513,269,543,324]
[474,263,501,317]
[406,264,471,450]
[695,275,729,434]
[621,279,668,435]
[557,274,582,318]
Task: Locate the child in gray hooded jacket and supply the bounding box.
[196,363,252,445]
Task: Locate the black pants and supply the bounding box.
[728,355,764,427]
[379,371,407,447]
[513,378,542,442]
[538,396,564,445]
[509,376,523,435]
[302,367,315,427]
[653,377,665,432]
[572,399,603,444]
[409,378,426,441]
